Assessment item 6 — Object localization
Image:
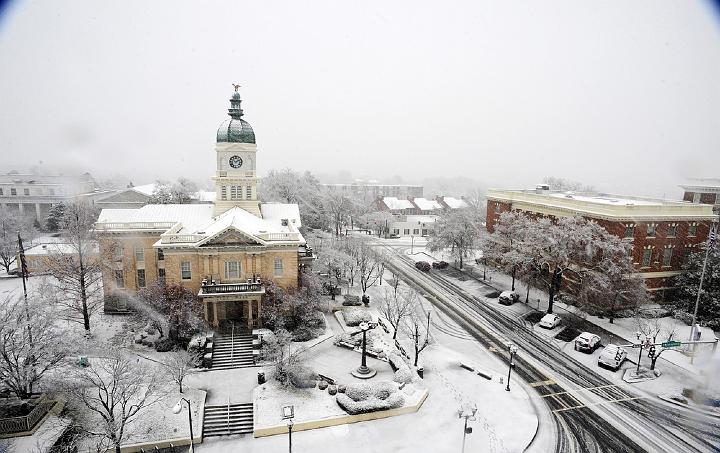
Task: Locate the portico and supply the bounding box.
[199,280,265,329]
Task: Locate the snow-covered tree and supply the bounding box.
[0,208,36,273]
[379,287,418,340]
[65,350,165,453]
[149,178,197,204]
[137,281,203,341]
[542,176,595,192]
[675,243,720,330]
[0,294,66,398]
[43,202,107,335]
[160,349,198,393]
[259,169,328,230]
[428,209,482,269]
[45,203,66,232]
[402,307,432,367]
[356,240,381,297]
[359,211,395,237]
[322,192,353,237]
[482,211,532,291]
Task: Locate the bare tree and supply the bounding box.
[160,350,198,393]
[378,287,418,340]
[65,351,166,453]
[356,241,381,297]
[0,208,36,274]
[402,307,432,367]
[428,209,482,269]
[263,329,311,387]
[0,294,66,398]
[43,202,108,335]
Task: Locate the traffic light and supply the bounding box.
[615,351,623,362]
[648,346,656,359]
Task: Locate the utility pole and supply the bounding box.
[689,220,717,364]
[457,406,477,453]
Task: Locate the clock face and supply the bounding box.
[229,155,243,169]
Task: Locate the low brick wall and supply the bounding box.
[253,388,428,438]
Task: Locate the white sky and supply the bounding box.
[1,0,719,197]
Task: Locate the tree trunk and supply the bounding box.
[525,284,530,303]
[179,380,184,393]
[511,267,516,291]
[547,269,561,314]
[78,245,91,334]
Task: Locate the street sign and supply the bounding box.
[661,340,681,348]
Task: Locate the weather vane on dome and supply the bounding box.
[232,83,241,92]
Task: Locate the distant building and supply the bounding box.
[437,196,469,210]
[322,181,423,203]
[0,171,109,222]
[486,186,717,297]
[376,195,469,215]
[93,183,216,210]
[390,215,438,237]
[680,178,720,213]
[375,196,416,215]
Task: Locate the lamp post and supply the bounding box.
[411,235,415,254]
[350,321,378,378]
[457,406,477,453]
[282,405,294,453]
[172,398,194,453]
[505,345,518,392]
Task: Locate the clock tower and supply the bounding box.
[212,87,261,216]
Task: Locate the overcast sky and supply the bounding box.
[1,0,719,197]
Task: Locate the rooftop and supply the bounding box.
[382,196,414,210]
[412,197,442,211]
[487,188,717,221]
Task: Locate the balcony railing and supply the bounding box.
[95,221,176,231]
[0,394,55,435]
[199,281,264,295]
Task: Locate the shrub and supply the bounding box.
[673,310,694,325]
[305,311,326,329]
[343,309,372,327]
[318,380,329,390]
[338,384,346,393]
[415,261,431,272]
[328,385,337,395]
[291,327,314,342]
[187,334,207,354]
[289,366,318,389]
[336,381,405,415]
[393,367,413,384]
[343,295,362,306]
[155,338,175,352]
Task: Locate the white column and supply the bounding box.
[35,203,42,222]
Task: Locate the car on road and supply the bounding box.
[415,261,431,272]
[598,344,627,371]
[574,332,601,352]
[498,291,520,306]
[538,314,561,329]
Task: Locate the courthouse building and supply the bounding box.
[95,88,313,328]
[486,186,717,296]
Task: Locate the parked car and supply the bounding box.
[498,291,520,306]
[598,344,627,371]
[538,314,561,329]
[415,261,431,272]
[574,332,601,352]
[432,261,449,269]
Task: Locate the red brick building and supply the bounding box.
[486,187,718,298]
[680,178,720,213]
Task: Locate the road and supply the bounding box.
[379,243,720,453]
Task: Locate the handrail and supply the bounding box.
[0,394,54,434]
[200,282,264,294]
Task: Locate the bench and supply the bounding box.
[318,373,336,385]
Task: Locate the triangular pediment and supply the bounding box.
[199,226,264,247]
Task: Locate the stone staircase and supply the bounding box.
[202,402,254,438]
[211,328,255,370]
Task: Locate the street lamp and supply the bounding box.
[411,235,415,254]
[457,406,477,453]
[172,398,194,453]
[282,405,295,453]
[350,321,378,378]
[505,345,518,392]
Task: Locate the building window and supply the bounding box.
[274,258,284,277]
[157,248,164,261]
[642,249,652,267]
[693,193,701,203]
[230,185,237,200]
[137,269,146,288]
[115,270,125,288]
[662,248,673,267]
[393,229,399,235]
[646,224,656,238]
[221,186,227,201]
[403,229,410,235]
[158,268,166,281]
[181,261,191,280]
[246,186,252,199]
[10,188,16,196]
[224,261,241,279]
[494,203,500,214]
[624,225,634,239]
[134,247,144,262]
[667,225,677,238]
[0,188,3,195]
[413,229,420,235]
[422,229,428,236]
[23,188,30,196]
[688,224,697,237]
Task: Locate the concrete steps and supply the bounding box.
[203,402,254,438]
[210,330,256,370]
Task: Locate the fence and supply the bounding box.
[0,394,55,435]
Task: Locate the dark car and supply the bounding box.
[498,291,520,306]
[415,261,431,272]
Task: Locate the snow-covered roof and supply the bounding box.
[412,197,441,210]
[97,204,215,233]
[24,242,98,256]
[442,197,469,209]
[261,203,302,227]
[131,184,156,196]
[382,197,414,210]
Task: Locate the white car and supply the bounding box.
[538,314,561,329]
[574,332,601,352]
[598,344,628,371]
